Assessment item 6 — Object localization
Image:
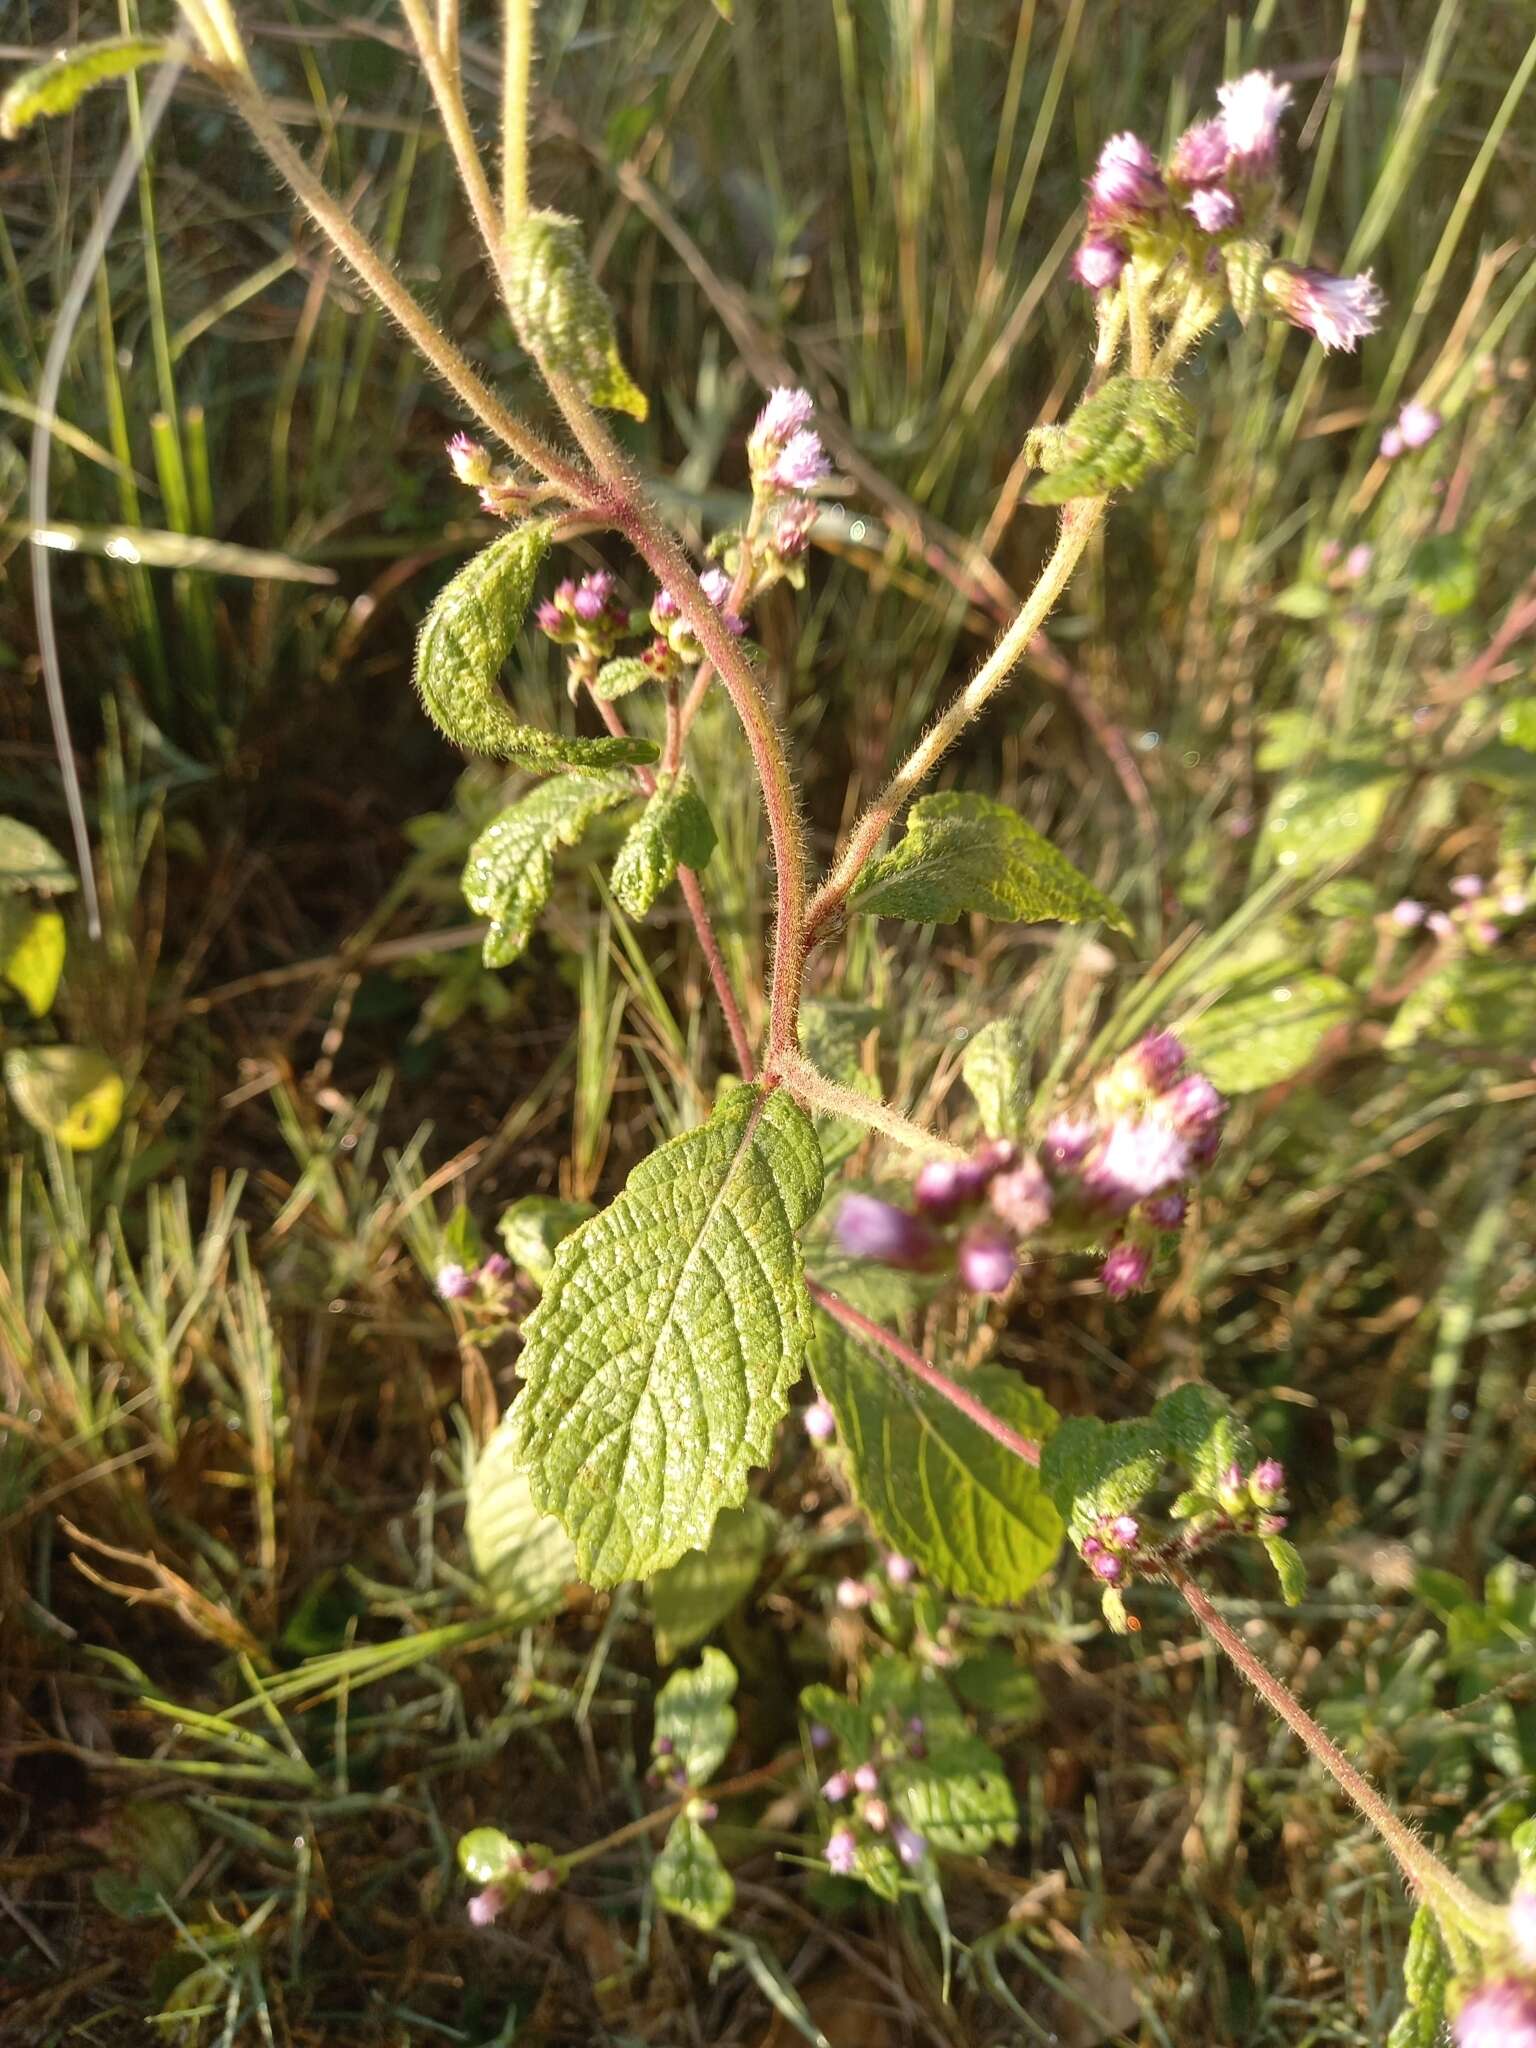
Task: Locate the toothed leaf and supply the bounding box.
[1026,375,1195,504]
[464,1413,578,1619]
[503,210,649,420]
[462,773,633,966]
[593,656,656,702]
[961,1017,1032,1139]
[610,770,716,917]
[1,36,169,139]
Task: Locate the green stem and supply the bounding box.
[503,0,534,221]
[774,1049,964,1160]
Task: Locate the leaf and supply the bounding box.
[4,1046,123,1150]
[952,1649,1043,1723]
[651,1503,770,1663]
[851,792,1131,933]
[961,1018,1031,1139]
[811,1315,1062,1604]
[464,1415,578,1619]
[1223,239,1269,324]
[1258,761,1401,876]
[652,1811,734,1929]
[1386,956,1536,1054]
[1264,1534,1306,1606]
[1026,375,1195,505]
[593,656,655,702]
[0,36,169,139]
[503,210,649,420]
[609,771,716,918]
[497,1193,595,1286]
[1407,533,1478,617]
[512,1085,824,1583]
[0,818,76,894]
[1269,581,1333,620]
[654,1648,738,1784]
[0,905,65,1016]
[870,1660,1017,1856]
[1040,1414,1166,1530]
[1154,1383,1252,1499]
[1180,970,1354,1093]
[1500,698,1536,752]
[415,526,655,769]
[462,773,633,967]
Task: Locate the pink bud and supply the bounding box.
[991,1157,1053,1236]
[1379,425,1405,461]
[1450,874,1485,899]
[822,1770,851,1802]
[825,1825,859,1876]
[1391,898,1426,929]
[835,1577,872,1612]
[1397,401,1442,449]
[436,1262,474,1302]
[834,1194,934,1268]
[884,1553,916,1587]
[1073,234,1129,292]
[803,1399,836,1444]
[958,1227,1017,1297]
[1453,1980,1536,2048]
[467,1884,506,1926]
[1090,1551,1125,1583]
[1136,1032,1187,1088]
[1101,1242,1151,1299]
[852,1763,880,1796]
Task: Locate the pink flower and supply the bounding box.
[1217,70,1292,170]
[884,1552,916,1587]
[1264,262,1385,353]
[1142,1190,1187,1230]
[467,1884,506,1926]
[1101,1241,1151,1299]
[990,1157,1053,1236]
[822,1769,851,1802]
[1188,187,1239,233]
[1379,425,1405,460]
[1450,874,1484,899]
[751,385,814,452]
[1090,1549,1125,1582]
[766,427,831,492]
[803,1399,836,1444]
[1397,400,1442,448]
[1165,1073,1226,1142]
[1137,1031,1187,1088]
[1170,117,1230,187]
[571,571,614,622]
[1344,542,1374,582]
[825,1826,859,1876]
[1043,1115,1097,1169]
[1427,910,1456,938]
[852,1762,880,1795]
[651,586,681,622]
[699,565,746,634]
[1391,898,1426,929]
[436,1262,474,1302]
[446,433,492,487]
[1250,1459,1286,1506]
[835,1576,872,1611]
[893,1818,928,1867]
[1454,1980,1536,2048]
[834,1193,934,1268]
[1085,1116,1191,1210]
[1073,234,1129,291]
[958,1227,1017,1297]
[1510,1886,1536,1968]
[1088,132,1164,223]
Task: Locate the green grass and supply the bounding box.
[2,1,1535,2040]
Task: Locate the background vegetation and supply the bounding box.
[2,1,1534,2040]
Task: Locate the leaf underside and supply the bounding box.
[462,773,633,966]
[464,1414,578,1619]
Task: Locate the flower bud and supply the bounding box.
[1165,1073,1226,1142]
[1188,187,1239,233]
[804,1399,836,1444]
[480,1251,513,1283]
[822,1769,851,1802]
[1250,1459,1286,1508]
[825,1825,859,1876]
[1217,1461,1247,1513]
[1379,425,1405,461]
[852,1763,880,1796]
[1073,234,1129,292]
[810,1722,834,1751]
[1110,1515,1140,1547]
[1083,1117,1191,1212]
[1391,898,1427,929]
[1344,542,1374,582]
[437,1262,475,1302]
[1397,401,1442,449]
[991,1156,1053,1236]
[834,1193,934,1268]
[1262,261,1385,354]
[1087,132,1165,225]
[893,1818,928,1868]
[1135,1031,1187,1089]
[958,1226,1018,1297]
[1090,1550,1125,1583]
[1453,1980,1536,2048]
[447,433,493,488]
[1101,1241,1151,1299]
[766,427,830,493]
[1142,1191,1187,1230]
[884,1552,916,1588]
[1043,1114,1097,1169]
[835,1576,872,1612]
[861,1797,889,1833]
[1169,117,1229,187]
[1450,874,1485,900]
[467,1884,506,1926]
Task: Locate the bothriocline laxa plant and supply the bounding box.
[9,16,1534,2034]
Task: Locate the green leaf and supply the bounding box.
[654,1647,738,1784]
[1264,1534,1306,1606]
[497,1193,595,1286]
[652,1812,734,1929]
[870,1660,1017,1856]
[651,1503,770,1663]
[503,210,649,420]
[1269,581,1334,620]
[0,36,169,139]
[593,656,655,702]
[1154,1383,1252,1498]
[1407,533,1478,617]
[1223,239,1269,325]
[415,526,655,769]
[1500,698,1536,752]
[462,773,633,966]
[811,1315,1062,1604]
[4,1045,123,1150]
[0,817,76,894]
[1180,970,1354,1094]
[464,1415,578,1618]
[951,1649,1043,1723]
[1039,1414,1165,1531]
[0,905,65,1016]
[1386,955,1536,1053]
[458,1827,521,1885]
[1026,375,1195,505]
[610,770,716,918]
[851,792,1131,933]
[1258,760,1401,876]
[961,1018,1031,1139]
[512,1085,824,1583]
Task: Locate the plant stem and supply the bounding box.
[1170,1571,1500,1940]
[400,0,512,266]
[775,1050,964,1160]
[805,496,1104,938]
[806,1282,1042,1466]
[541,367,810,1059]
[557,1750,800,1875]
[503,0,534,221]
[436,0,461,80]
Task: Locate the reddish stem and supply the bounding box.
[805,1280,1041,1466]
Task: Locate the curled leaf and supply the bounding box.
[1,36,170,140]
[503,211,649,420]
[1026,375,1195,505]
[610,771,716,918]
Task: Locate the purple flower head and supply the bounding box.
[1397,401,1442,449]
[1044,1114,1098,1170]
[1170,116,1230,187]
[959,1227,1018,1297]
[810,1721,834,1752]
[991,1156,1054,1237]
[1454,1981,1536,2048]
[893,1818,928,1868]
[771,499,816,559]
[1080,1535,1104,1561]
[1084,1117,1191,1212]
[535,599,567,637]
[1188,187,1239,233]
[1264,263,1385,353]
[884,1552,917,1588]
[751,386,815,455]
[651,585,681,623]
[1088,132,1165,224]
[834,1193,934,1269]
[1101,1241,1151,1300]
[1110,1514,1140,1547]
[571,571,614,623]
[1474,920,1501,947]
[1165,1073,1225,1142]
[1450,874,1485,900]
[436,1262,475,1302]
[1510,1886,1536,1968]
[913,1158,970,1220]
[1344,542,1374,582]
[835,1576,872,1612]
[822,1769,852,1802]
[852,1762,880,1796]
[1391,898,1427,929]
[699,565,747,634]
[825,1825,859,1876]
[1142,1191,1188,1231]
[1379,425,1405,461]
[1217,70,1292,172]
[804,1399,836,1444]
[467,1884,506,1926]
[1250,1458,1286,1507]
[1090,1550,1125,1583]
[1136,1031,1187,1089]
[1501,891,1529,917]
[767,427,831,493]
[1427,909,1456,938]
[447,432,492,487]
[480,1251,513,1284]
[1073,234,1129,292]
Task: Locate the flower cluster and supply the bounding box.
[1071,1459,1288,1617]
[446,432,534,519]
[1445,1882,1536,2045]
[459,1830,559,1927]
[737,386,829,593]
[833,1033,1226,1300]
[819,1713,929,1878]
[534,569,634,693]
[1388,865,1530,952]
[1071,71,1383,355]
[436,1253,514,1304]
[1380,399,1442,461]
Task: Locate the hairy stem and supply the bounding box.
[400,0,511,267]
[806,1283,1042,1467]
[436,0,461,80]
[806,496,1103,937]
[1171,1572,1498,1939]
[503,0,534,221]
[558,1751,799,1874]
[774,1050,964,1160]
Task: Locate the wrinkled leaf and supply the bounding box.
[0,817,76,894]
[1026,375,1195,505]
[593,656,655,701]
[654,1647,738,1784]
[610,770,716,918]
[512,1085,823,1583]
[503,211,649,420]
[0,35,169,139]
[465,1414,578,1618]
[852,791,1130,933]
[1264,1533,1306,1606]
[812,1315,1061,1604]
[651,1503,770,1663]
[1040,1414,1166,1530]
[961,1017,1031,1139]
[1258,760,1401,876]
[497,1192,594,1286]
[4,1045,123,1150]
[1,905,65,1016]
[462,773,632,966]
[652,1812,734,1929]
[415,525,654,768]
[1180,970,1354,1093]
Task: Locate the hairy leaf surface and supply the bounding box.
[654,1648,738,1784]
[851,792,1130,933]
[652,1814,734,1929]
[610,771,716,918]
[512,1086,823,1582]
[462,774,632,966]
[1181,971,1354,1092]
[0,36,168,138]
[503,211,649,420]
[961,1017,1032,1139]
[1026,375,1195,504]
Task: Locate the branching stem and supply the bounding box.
[774,1050,964,1160]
